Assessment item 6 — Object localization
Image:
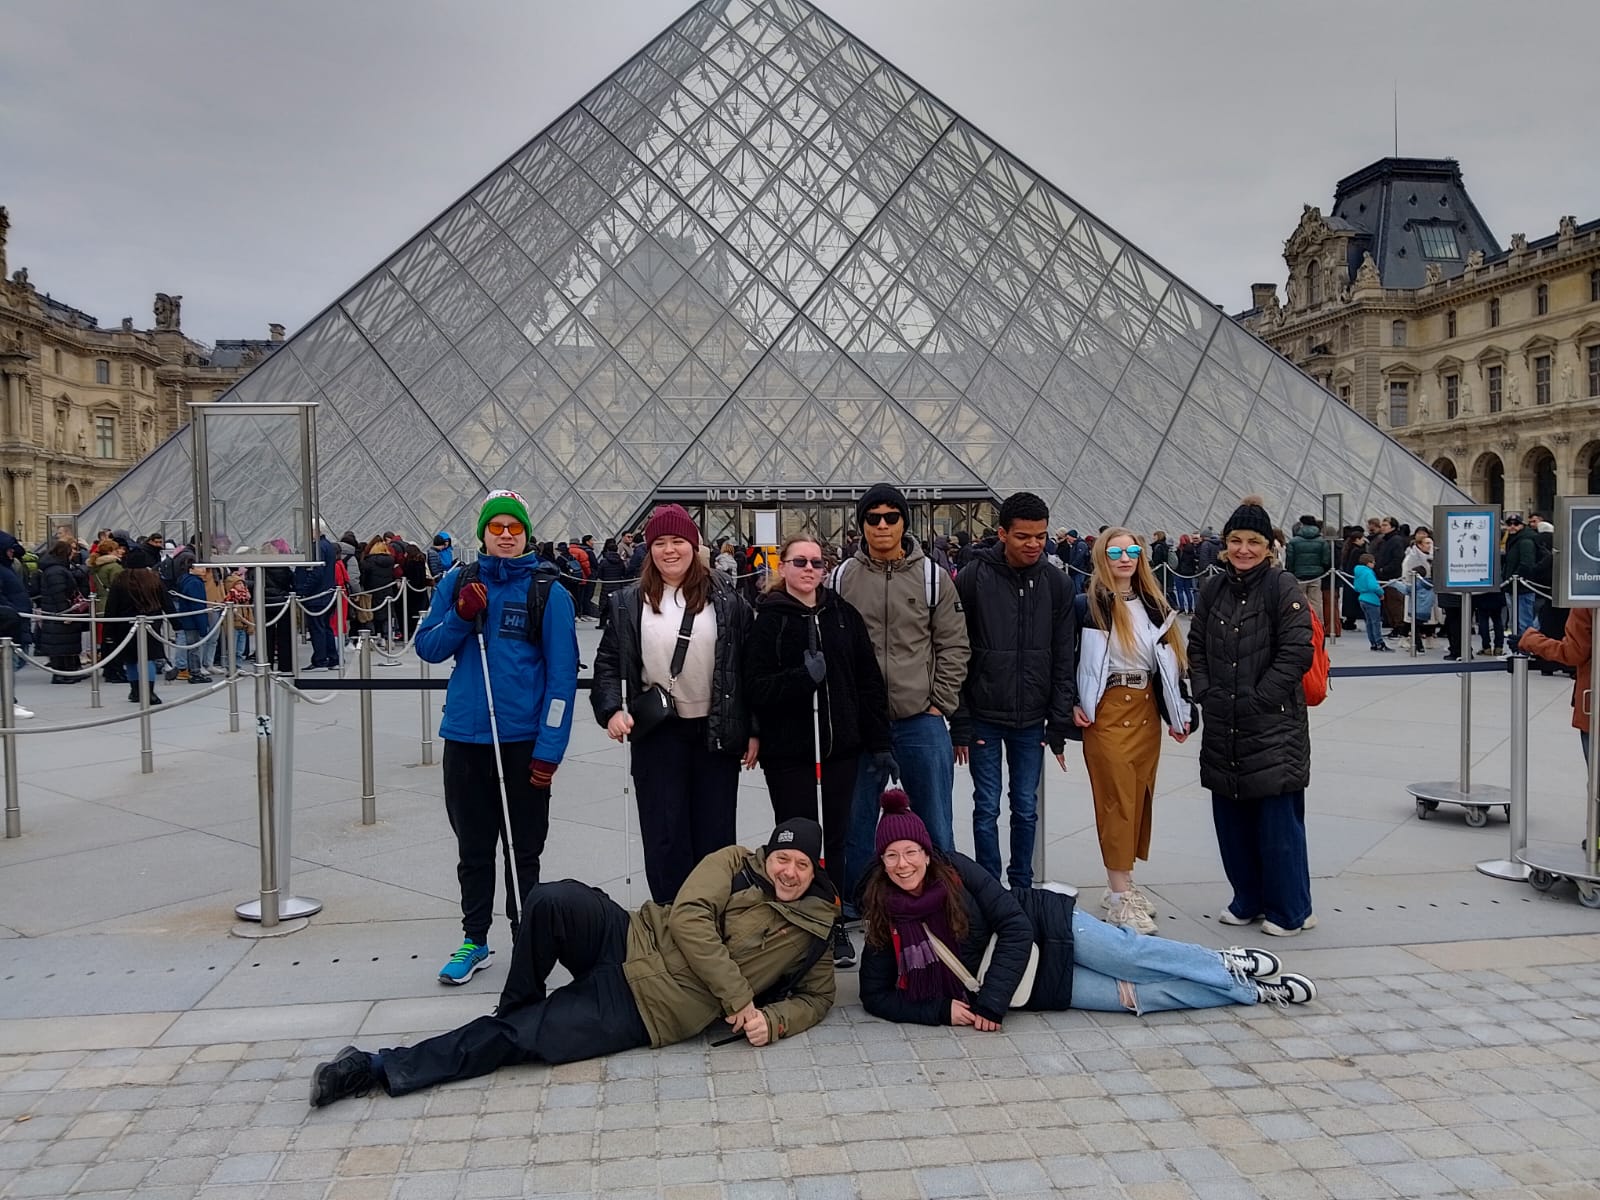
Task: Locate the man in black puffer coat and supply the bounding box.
[1188,498,1316,938]
[950,491,1077,890]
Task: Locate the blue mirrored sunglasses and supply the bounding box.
[1105,545,1143,560]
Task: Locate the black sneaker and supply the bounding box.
[1256,973,1316,1005]
[832,923,856,970]
[309,1045,376,1108]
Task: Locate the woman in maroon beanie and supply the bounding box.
[592,504,758,904]
[858,791,1316,1028]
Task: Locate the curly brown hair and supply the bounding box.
[859,851,970,950]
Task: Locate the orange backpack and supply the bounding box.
[1302,603,1330,706]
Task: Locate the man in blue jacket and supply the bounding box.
[416,490,580,985]
[295,523,342,672]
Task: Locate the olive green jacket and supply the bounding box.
[623,846,836,1047]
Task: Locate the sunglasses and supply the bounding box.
[862,511,903,526]
[485,520,525,537]
[786,556,827,569]
[1105,545,1142,560]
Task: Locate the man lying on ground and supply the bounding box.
[309,819,837,1106]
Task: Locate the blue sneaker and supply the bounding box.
[437,940,492,985]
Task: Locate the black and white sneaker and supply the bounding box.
[832,924,856,970]
[1256,973,1316,1006]
[309,1045,377,1108]
[1222,946,1282,982]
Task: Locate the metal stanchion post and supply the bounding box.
[1510,575,1521,642]
[359,631,376,824]
[266,677,322,920]
[2,639,19,839]
[240,565,280,928]
[135,615,153,775]
[401,585,410,652]
[1408,619,1510,821]
[419,656,434,766]
[1587,646,1600,877]
[88,613,101,710]
[1477,655,1532,880]
[289,595,303,676]
[1460,637,1473,792]
[224,605,239,733]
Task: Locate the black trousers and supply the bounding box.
[442,739,551,944]
[378,881,649,1096]
[763,755,858,897]
[631,716,739,904]
[1441,605,1462,658]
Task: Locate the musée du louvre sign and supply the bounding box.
[656,485,996,504]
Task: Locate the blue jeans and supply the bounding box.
[235,629,251,664]
[175,627,215,675]
[846,711,955,908]
[1067,909,1258,1013]
[1173,577,1195,612]
[1513,591,1537,640]
[1359,600,1384,648]
[307,606,339,668]
[1212,789,1312,929]
[968,718,1044,889]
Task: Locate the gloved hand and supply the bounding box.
[868,750,900,783]
[529,758,557,789]
[802,649,826,684]
[455,580,488,624]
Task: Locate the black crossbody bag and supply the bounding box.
[627,601,697,739]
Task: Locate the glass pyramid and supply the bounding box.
[80,0,1464,543]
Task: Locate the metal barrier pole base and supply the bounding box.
[234,895,322,922]
[1406,781,1511,827]
[1475,858,1531,882]
[231,915,311,940]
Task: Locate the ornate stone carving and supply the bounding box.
[1458,379,1473,414]
[1561,363,1575,400]
[1554,432,1572,445]
[11,268,28,286]
[1465,249,1485,268]
[1424,263,1443,285]
[153,293,182,330]
[1507,373,1522,408]
[1559,214,1578,241]
[1510,233,1528,252]
[1354,252,1380,288]
[1417,389,1431,421]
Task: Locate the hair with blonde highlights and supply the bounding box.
[765,535,827,593]
[1087,527,1186,669]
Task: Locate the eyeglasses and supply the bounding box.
[485,520,525,537]
[862,511,903,526]
[881,846,927,866]
[1105,545,1142,560]
[786,556,827,569]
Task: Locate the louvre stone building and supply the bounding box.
[80,0,1463,553]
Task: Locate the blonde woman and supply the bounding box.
[1073,529,1191,934]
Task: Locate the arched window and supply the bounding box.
[1391,320,1406,347]
[1535,283,1549,316]
[94,359,111,385]
[1306,260,1321,306]
[1445,309,1457,338]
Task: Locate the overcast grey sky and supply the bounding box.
[3,0,1595,346]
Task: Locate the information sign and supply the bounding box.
[1554,495,1600,607]
[1432,505,1500,593]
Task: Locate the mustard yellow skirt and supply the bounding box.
[1082,684,1162,872]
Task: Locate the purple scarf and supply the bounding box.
[885,878,969,1004]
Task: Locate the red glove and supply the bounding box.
[529,759,557,790]
[454,581,488,623]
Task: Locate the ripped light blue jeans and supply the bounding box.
[1067,910,1259,1013]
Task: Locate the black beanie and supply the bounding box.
[1222,496,1274,543]
[766,818,824,868]
[856,483,910,530]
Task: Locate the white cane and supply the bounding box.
[474,616,523,930]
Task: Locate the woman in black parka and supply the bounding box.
[34,540,90,680]
[744,535,892,964]
[1188,497,1316,938]
[858,792,1315,1027]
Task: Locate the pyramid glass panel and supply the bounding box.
[83,0,1465,544]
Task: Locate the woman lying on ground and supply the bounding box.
[858,792,1316,1029]
[309,819,837,1107]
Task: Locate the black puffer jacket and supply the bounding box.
[1188,562,1313,800]
[858,851,1076,1025]
[1373,531,1405,581]
[592,573,753,757]
[950,544,1078,747]
[35,555,88,659]
[743,587,889,768]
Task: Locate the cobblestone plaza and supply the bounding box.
[2,627,1598,1199]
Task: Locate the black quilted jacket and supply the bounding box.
[1188,562,1314,800]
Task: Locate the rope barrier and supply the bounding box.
[0,676,233,735]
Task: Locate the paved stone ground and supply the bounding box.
[2,626,1598,1198]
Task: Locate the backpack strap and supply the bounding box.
[451,559,556,647]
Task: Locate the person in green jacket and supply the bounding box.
[309,820,838,1106]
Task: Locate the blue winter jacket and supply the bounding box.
[172,572,211,633]
[1352,564,1383,607]
[415,551,580,761]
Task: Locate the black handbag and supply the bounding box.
[626,601,697,740]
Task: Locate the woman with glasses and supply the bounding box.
[593,505,759,906]
[415,491,580,985]
[1073,529,1191,934]
[744,536,891,966]
[858,791,1316,1031]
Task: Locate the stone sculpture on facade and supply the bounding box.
[153,293,183,330]
[1354,252,1381,288]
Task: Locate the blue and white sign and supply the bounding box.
[1432,505,1500,593]
[1554,496,1600,608]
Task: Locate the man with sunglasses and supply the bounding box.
[832,484,969,911]
[415,490,579,985]
[950,492,1077,889]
